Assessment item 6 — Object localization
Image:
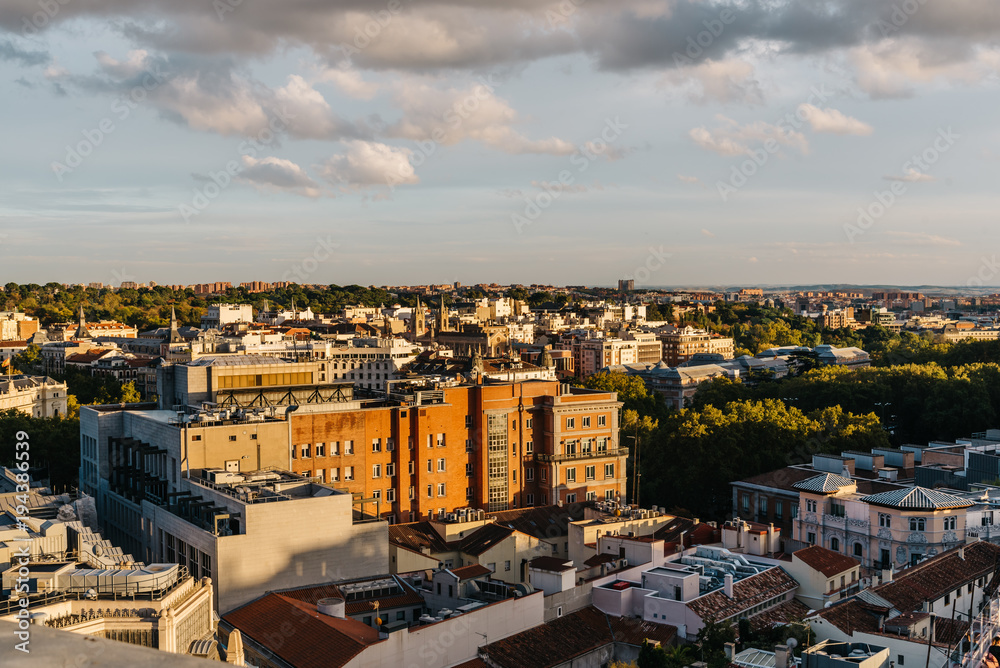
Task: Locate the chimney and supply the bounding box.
[724,574,734,598]
[881,567,893,584]
[774,645,790,668]
[724,643,736,660]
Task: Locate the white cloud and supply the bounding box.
[797,104,873,136]
[320,67,379,100]
[884,168,935,182]
[677,174,701,185]
[386,81,574,155]
[885,231,960,246]
[238,156,323,198]
[275,74,351,139]
[850,41,1000,99]
[94,50,151,79]
[701,228,715,237]
[689,115,808,156]
[319,140,418,191]
[661,58,762,105]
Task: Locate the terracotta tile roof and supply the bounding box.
[932,617,971,646]
[480,606,674,668]
[584,553,618,568]
[528,556,575,572]
[278,577,424,616]
[748,598,812,630]
[735,467,823,493]
[451,659,490,668]
[794,546,861,578]
[388,521,450,554]
[488,504,588,542]
[687,567,799,622]
[874,541,1000,612]
[814,599,882,636]
[450,564,492,580]
[222,593,381,668]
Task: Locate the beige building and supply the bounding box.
[562,337,639,378]
[0,311,38,341]
[791,474,971,570]
[660,327,734,366]
[0,374,68,418]
[783,545,861,610]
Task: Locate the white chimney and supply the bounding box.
[317,597,346,619]
[774,645,790,668]
[724,574,734,598]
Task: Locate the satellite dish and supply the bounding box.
[787,638,799,648]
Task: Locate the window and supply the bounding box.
[427,435,433,448]
[291,445,297,460]
[229,435,237,442]
[332,442,340,455]
[426,459,432,473]
[372,438,381,452]
[944,516,957,530]
[541,469,547,482]
[437,434,445,447]
[775,500,784,520]
[831,537,840,552]
[582,439,592,454]
[984,511,994,526]
[526,493,534,505]
[250,433,257,440]
[898,656,904,666]
[566,440,577,455]
[466,487,474,498]
[386,438,395,452]
[372,490,381,500]
[854,542,863,557]
[566,417,575,429]
[405,461,413,475]
[742,494,750,512]
[504,560,511,571]
[586,491,597,501]
[408,436,414,450]
[567,493,576,504]
[879,513,891,528]
[437,483,446,497]
[465,415,473,427]
[345,440,354,455]
[526,467,534,482]
[598,438,608,453]
[582,417,591,428]
[598,415,606,427]
[466,463,474,477]
[437,458,446,472]
[408,486,415,500]
[807,532,816,545]
[372,464,381,479]
[586,465,595,481]
[386,463,395,477]
[315,443,325,457]
[605,463,614,479]
[466,439,473,451]
[830,502,846,518]
[427,485,433,498]
[344,466,354,481]
[909,517,925,531]
[806,499,817,513]
[191,435,202,442]
[758,497,768,515]
[387,488,396,502]
[525,441,533,454]
[331,468,340,481]
[526,418,533,429]
[302,444,311,458]
[566,468,576,483]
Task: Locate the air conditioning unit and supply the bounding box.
[620,558,629,568]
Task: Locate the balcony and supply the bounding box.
[535,447,628,463]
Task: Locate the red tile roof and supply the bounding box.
[279,578,424,616]
[222,593,381,668]
[875,541,1000,612]
[687,567,799,622]
[480,606,674,668]
[451,564,492,580]
[748,598,812,631]
[793,545,861,578]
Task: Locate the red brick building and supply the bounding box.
[289,380,625,523]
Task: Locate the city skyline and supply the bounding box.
[3,2,1000,284]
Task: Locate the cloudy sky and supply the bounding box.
[2,0,999,288]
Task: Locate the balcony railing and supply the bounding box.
[535,447,628,463]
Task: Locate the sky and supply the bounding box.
[2,0,1000,288]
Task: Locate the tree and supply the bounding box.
[121,381,142,404]
[10,344,42,374]
[638,641,670,668]
[696,617,737,668]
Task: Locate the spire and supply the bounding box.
[438,294,447,332]
[73,305,91,340]
[169,306,184,343]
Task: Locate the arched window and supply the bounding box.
[831,537,840,552]
[854,542,863,557]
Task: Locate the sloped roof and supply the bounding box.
[479,606,674,668]
[687,567,798,622]
[874,541,1000,612]
[793,545,861,578]
[793,473,855,494]
[222,593,381,668]
[858,487,973,510]
[450,564,492,580]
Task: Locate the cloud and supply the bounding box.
[661,59,762,105]
[385,81,574,155]
[677,174,701,185]
[797,104,874,135]
[320,67,379,100]
[884,168,935,182]
[0,38,48,66]
[237,156,323,198]
[530,180,600,194]
[319,140,418,191]
[885,231,960,246]
[850,39,1000,98]
[747,257,758,263]
[689,115,809,156]
[701,228,715,237]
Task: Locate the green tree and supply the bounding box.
[121,381,142,404]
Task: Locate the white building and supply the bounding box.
[0,375,68,418]
[200,303,254,329]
